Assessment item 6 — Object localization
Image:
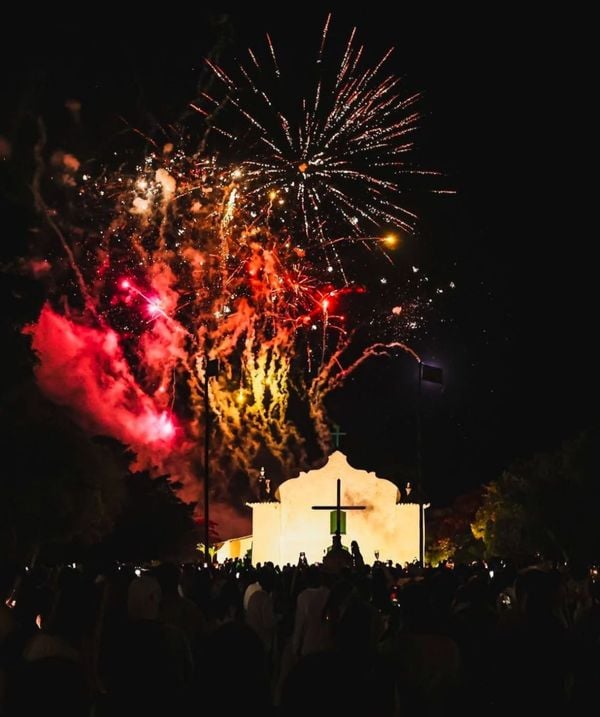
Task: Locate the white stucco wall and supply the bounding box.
[249,501,281,566]
[395,503,422,565]
[215,535,253,562]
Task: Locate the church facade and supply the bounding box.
[217,451,424,566]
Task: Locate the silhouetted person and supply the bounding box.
[154,563,205,644]
[104,575,193,714]
[322,535,353,575]
[351,540,365,569]
[293,565,332,658]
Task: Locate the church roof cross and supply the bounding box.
[331,424,347,449]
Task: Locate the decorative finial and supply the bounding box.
[257,466,268,501]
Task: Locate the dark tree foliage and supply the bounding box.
[473,427,600,564]
[427,488,484,564]
[92,471,201,564]
[1,383,125,563]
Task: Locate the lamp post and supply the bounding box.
[204,357,219,567]
[417,361,424,566]
[416,360,444,566]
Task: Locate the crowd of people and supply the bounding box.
[1,550,599,715]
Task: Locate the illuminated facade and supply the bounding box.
[217,451,423,566]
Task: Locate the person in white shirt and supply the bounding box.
[293,565,332,657]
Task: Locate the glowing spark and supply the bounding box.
[147,299,163,316]
[223,188,238,228]
[156,412,175,440]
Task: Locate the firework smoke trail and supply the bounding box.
[27,151,366,509]
[24,21,448,531]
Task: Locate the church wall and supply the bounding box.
[276,452,409,565]
[394,503,422,565]
[215,535,253,562]
[279,498,335,566]
[250,502,281,566]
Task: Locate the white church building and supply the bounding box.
[216,451,424,566]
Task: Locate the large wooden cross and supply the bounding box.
[312,478,366,541]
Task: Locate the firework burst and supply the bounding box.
[197,13,447,279]
[24,21,448,532]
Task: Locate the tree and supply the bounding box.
[0,383,125,563]
[471,472,536,562]
[94,472,200,564]
[427,488,484,565]
[472,428,600,564]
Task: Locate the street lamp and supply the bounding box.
[204,357,220,567]
[417,360,444,566]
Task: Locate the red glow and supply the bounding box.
[29,259,52,278]
[155,412,175,439]
[25,305,194,487]
[120,279,131,290]
[147,300,162,316]
[322,298,330,311]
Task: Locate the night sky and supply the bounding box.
[1,9,594,508]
